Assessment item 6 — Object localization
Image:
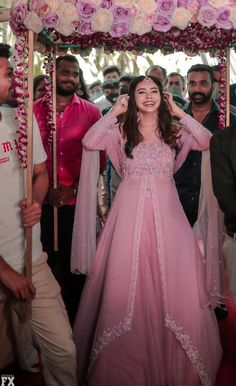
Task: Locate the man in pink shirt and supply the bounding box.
[34,55,102,325]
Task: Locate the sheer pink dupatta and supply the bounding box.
[71,148,100,275]
[71,114,121,276]
[193,150,225,306]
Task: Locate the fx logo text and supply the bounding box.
[1,375,15,386]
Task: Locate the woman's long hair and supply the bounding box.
[123,75,180,158]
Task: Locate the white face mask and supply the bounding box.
[91,90,103,101]
[165,86,182,97]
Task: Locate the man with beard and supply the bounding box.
[174,64,235,320]
[33,55,101,325]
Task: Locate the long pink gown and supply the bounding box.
[73,113,222,386]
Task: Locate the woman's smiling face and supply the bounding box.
[134,78,161,113]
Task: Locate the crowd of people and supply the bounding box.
[0,42,236,386]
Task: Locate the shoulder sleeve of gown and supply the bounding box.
[82,112,120,151]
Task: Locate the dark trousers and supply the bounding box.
[41,203,86,326]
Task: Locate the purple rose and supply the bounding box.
[177,0,189,6]
[113,6,131,21]
[42,13,59,29]
[157,0,177,15]
[216,7,232,30]
[152,13,172,32]
[197,5,218,27]
[101,0,113,9]
[10,3,28,34]
[77,2,97,21]
[110,21,129,37]
[78,21,93,35]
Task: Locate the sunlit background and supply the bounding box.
[1,0,236,87]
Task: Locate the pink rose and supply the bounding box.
[216,7,232,30]
[153,13,172,32]
[158,0,177,16]
[197,5,218,27]
[42,12,59,28]
[10,3,28,34]
[110,21,129,36]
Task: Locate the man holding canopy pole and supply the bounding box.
[0,44,77,385]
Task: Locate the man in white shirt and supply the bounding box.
[0,44,77,385]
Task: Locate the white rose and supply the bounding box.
[24,11,44,33]
[209,0,229,9]
[57,2,79,22]
[45,0,60,12]
[91,9,114,33]
[129,14,152,35]
[136,0,157,14]
[113,0,136,8]
[229,8,236,28]
[55,21,75,36]
[171,7,192,30]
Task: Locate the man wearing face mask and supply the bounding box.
[33,55,102,325]
[174,64,236,320]
[165,71,186,107]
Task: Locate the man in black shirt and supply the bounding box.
[175,64,235,226]
[175,64,236,319]
[210,125,236,306]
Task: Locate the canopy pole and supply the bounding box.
[226,48,230,127]
[52,50,58,251]
[24,29,34,318]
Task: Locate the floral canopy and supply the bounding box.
[8,0,236,167]
[10,0,236,52]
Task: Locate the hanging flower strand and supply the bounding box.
[14,31,29,168]
[217,50,227,129]
[43,52,55,146]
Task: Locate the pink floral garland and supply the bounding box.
[14,32,29,168]
[217,50,227,129]
[43,52,55,145]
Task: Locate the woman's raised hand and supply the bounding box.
[110,94,129,117]
[163,92,186,119]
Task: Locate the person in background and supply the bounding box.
[101,78,120,114]
[72,75,222,386]
[33,54,103,326]
[0,44,77,385]
[108,74,134,203]
[211,65,236,114]
[165,71,186,98]
[145,64,167,85]
[88,80,103,102]
[165,72,186,108]
[118,74,134,94]
[94,65,121,111]
[210,123,236,306]
[230,83,236,106]
[33,74,49,101]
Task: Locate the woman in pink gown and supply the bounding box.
[72,76,222,386]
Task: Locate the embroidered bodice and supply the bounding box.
[119,136,175,180]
